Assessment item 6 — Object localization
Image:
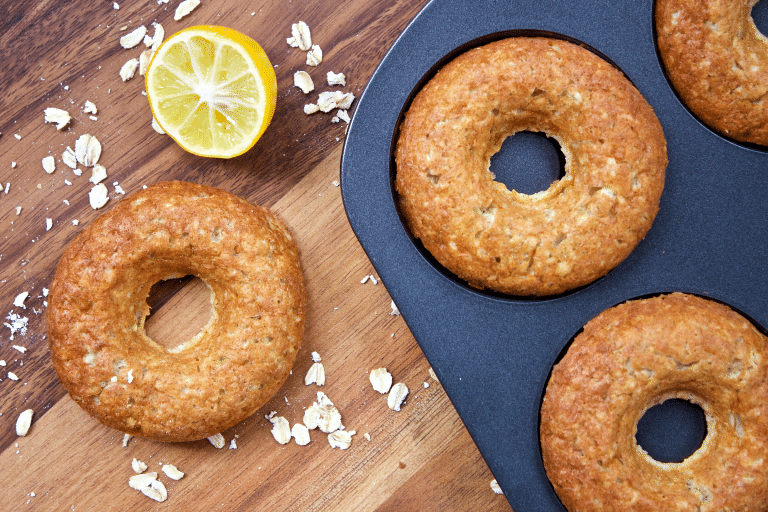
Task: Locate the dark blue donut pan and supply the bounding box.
[340,1,768,510]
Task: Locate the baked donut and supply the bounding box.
[47,181,305,442]
[395,37,667,296]
[655,0,768,145]
[540,293,768,511]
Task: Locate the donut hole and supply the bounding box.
[635,397,708,463]
[488,131,566,195]
[753,0,768,37]
[145,275,214,351]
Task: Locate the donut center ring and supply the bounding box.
[488,131,566,195]
[635,394,709,464]
[754,0,768,38]
[145,275,214,352]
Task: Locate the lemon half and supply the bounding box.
[146,26,277,158]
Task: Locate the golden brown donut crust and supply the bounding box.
[655,0,768,145]
[540,293,768,511]
[395,37,667,296]
[47,181,305,442]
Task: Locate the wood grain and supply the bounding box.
[0,0,513,510]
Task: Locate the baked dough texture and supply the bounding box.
[395,37,667,296]
[540,293,768,511]
[656,0,768,145]
[47,181,305,442]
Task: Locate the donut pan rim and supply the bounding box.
[339,0,768,510]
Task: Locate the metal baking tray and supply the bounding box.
[340,1,768,510]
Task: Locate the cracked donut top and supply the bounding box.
[47,181,305,442]
[395,37,667,296]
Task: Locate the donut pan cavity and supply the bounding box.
[340,1,768,510]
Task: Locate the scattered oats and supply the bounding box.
[316,91,355,112]
[428,367,439,383]
[43,107,71,129]
[120,58,139,81]
[129,472,167,502]
[132,458,148,474]
[72,219,79,226]
[151,23,165,52]
[229,437,237,449]
[122,433,132,447]
[127,369,134,383]
[89,183,109,209]
[62,147,77,169]
[327,71,346,86]
[363,433,371,441]
[162,464,185,480]
[269,415,291,444]
[13,291,29,308]
[291,423,311,446]
[139,49,154,76]
[390,300,400,316]
[83,100,98,114]
[305,362,326,386]
[293,71,314,94]
[90,164,108,184]
[7,372,20,381]
[335,109,351,124]
[4,312,29,340]
[208,433,225,448]
[304,392,342,433]
[174,0,200,21]
[289,21,312,51]
[328,429,355,450]
[14,133,21,140]
[306,44,323,66]
[42,156,55,174]
[311,351,322,362]
[120,25,147,49]
[387,382,409,411]
[145,480,168,502]
[303,103,321,115]
[12,345,27,354]
[15,206,21,215]
[15,409,34,436]
[75,134,101,167]
[336,110,352,124]
[151,117,165,134]
[491,479,504,495]
[370,368,392,394]
[113,181,126,195]
[46,218,53,231]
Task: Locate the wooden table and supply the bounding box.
[0,0,513,510]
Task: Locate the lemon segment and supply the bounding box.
[145,26,277,159]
